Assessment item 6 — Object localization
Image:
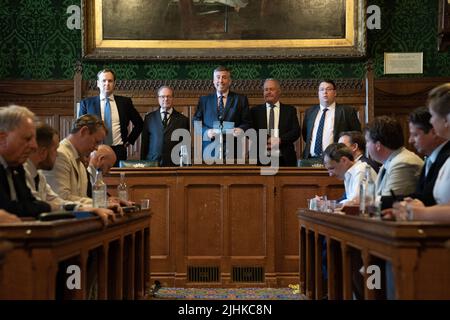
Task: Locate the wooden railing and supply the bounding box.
[0,211,151,300]
[298,209,450,300]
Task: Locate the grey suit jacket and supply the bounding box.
[43,139,93,205]
[376,147,424,197]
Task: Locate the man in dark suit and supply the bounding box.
[338,131,381,173]
[250,79,300,166]
[192,66,251,162]
[0,105,51,219]
[302,80,361,159]
[78,68,144,166]
[382,107,450,208]
[141,86,190,166]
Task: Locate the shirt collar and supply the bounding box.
[24,159,38,178]
[320,102,335,111]
[160,107,173,115]
[0,155,9,169]
[266,101,280,109]
[217,91,229,98]
[100,94,114,102]
[384,147,404,167]
[428,140,448,164]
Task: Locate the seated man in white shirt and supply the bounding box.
[323,143,377,205]
[24,123,116,225]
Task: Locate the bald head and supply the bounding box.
[89,144,117,174]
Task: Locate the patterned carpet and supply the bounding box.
[150,286,306,300]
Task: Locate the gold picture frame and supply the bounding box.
[82,0,366,60]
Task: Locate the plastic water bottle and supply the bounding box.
[117,172,128,202]
[359,165,375,216]
[93,169,107,208]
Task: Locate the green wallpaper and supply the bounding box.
[0,0,449,80]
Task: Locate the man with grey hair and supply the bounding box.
[141,86,190,166]
[250,78,300,166]
[24,123,116,225]
[0,105,51,220]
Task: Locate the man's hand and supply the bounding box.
[0,210,21,224]
[267,137,280,150]
[207,129,217,139]
[233,127,244,137]
[91,208,116,226]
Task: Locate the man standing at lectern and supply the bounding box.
[78,68,143,166]
[193,66,251,161]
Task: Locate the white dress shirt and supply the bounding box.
[342,161,377,204]
[310,103,336,157]
[433,158,450,204]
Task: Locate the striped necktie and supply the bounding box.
[313,108,328,156]
[104,97,113,145]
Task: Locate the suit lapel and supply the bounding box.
[223,93,234,120]
[308,106,320,139]
[94,96,101,117]
[333,104,343,139]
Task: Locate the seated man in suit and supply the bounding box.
[250,79,300,166]
[0,105,50,219]
[44,115,107,206]
[365,116,423,206]
[24,123,115,225]
[141,86,190,166]
[382,107,450,210]
[78,68,144,166]
[193,65,251,162]
[302,80,361,159]
[338,131,381,173]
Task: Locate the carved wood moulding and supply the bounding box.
[85,79,364,98]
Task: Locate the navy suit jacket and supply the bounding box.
[381,141,450,208]
[192,91,251,155]
[140,109,190,166]
[360,155,381,173]
[250,103,301,166]
[414,141,450,206]
[78,95,144,146]
[302,104,361,158]
[0,164,51,217]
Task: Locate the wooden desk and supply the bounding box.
[0,211,151,300]
[298,209,450,299]
[105,166,344,287]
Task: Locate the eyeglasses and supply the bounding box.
[158,95,173,99]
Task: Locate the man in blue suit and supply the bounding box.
[141,86,190,166]
[78,68,143,166]
[192,66,251,161]
[302,80,361,159]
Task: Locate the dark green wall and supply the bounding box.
[1,0,449,80]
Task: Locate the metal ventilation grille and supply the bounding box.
[232,266,264,283]
[187,266,220,283]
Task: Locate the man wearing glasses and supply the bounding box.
[78,68,143,166]
[140,86,189,166]
[302,80,361,159]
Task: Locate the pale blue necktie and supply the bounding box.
[104,98,113,145]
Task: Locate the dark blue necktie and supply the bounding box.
[104,98,113,145]
[218,95,224,119]
[162,111,169,128]
[313,108,328,156]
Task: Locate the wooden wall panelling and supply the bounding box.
[374,77,450,153]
